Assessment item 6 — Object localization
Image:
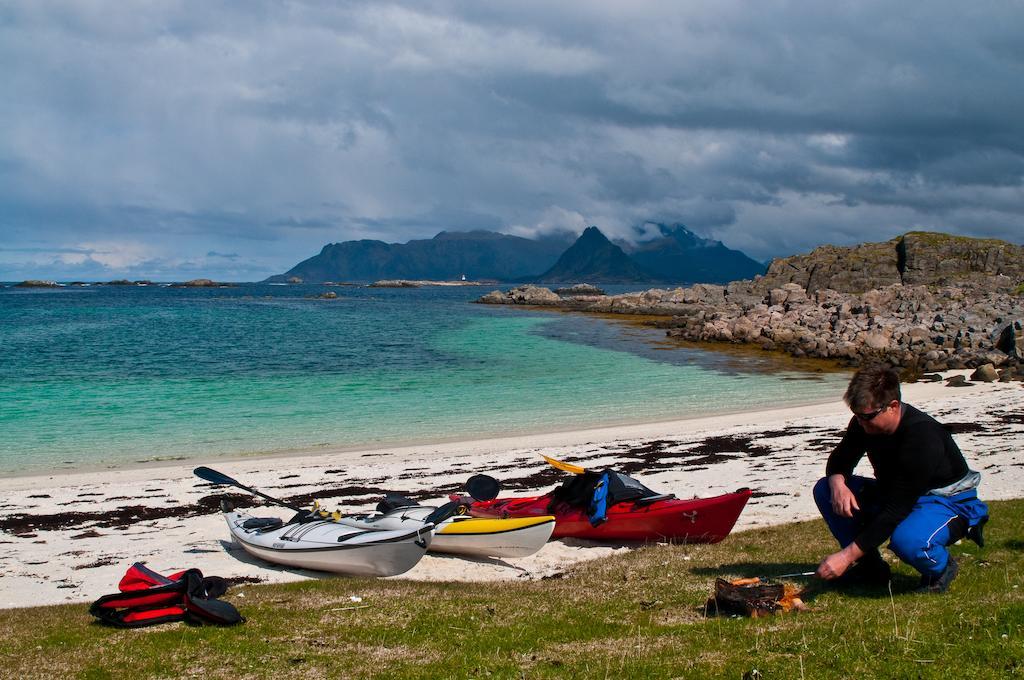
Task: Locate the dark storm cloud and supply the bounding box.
[1,1,1022,280]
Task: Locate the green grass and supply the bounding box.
[3,500,1024,679]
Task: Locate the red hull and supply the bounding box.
[469,488,752,543]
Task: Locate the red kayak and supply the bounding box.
[466,457,752,543]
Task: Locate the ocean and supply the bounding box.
[0,283,849,475]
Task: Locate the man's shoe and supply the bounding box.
[967,517,987,548]
[834,553,891,587]
[917,558,959,594]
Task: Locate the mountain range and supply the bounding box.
[620,223,768,284]
[267,223,765,284]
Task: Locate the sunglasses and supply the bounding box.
[854,405,887,422]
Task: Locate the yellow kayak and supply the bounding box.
[432,515,556,557]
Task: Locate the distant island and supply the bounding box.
[368,279,489,288]
[9,278,233,288]
[265,223,764,285]
[14,280,61,288]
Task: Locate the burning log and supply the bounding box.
[707,577,808,617]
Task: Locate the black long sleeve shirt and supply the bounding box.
[825,403,968,551]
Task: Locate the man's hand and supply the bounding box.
[828,474,859,518]
[816,542,864,580]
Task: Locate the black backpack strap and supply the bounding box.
[423,500,467,525]
[201,575,229,599]
[377,493,419,513]
[183,571,244,625]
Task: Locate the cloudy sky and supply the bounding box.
[2,1,1022,281]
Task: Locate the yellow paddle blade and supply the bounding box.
[332,510,342,522]
[542,454,587,475]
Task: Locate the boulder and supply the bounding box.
[478,290,506,304]
[994,320,1024,359]
[970,364,998,382]
[861,332,891,351]
[476,285,562,306]
[689,284,727,305]
[554,284,606,296]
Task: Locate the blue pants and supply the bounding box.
[813,476,988,577]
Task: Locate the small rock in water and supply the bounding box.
[554,283,606,296]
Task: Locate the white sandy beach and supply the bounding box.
[1,370,1021,610]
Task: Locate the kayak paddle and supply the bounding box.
[542,454,587,475]
[193,466,306,513]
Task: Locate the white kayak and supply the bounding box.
[337,505,556,558]
[223,509,433,576]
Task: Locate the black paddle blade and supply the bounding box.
[194,466,304,513]
[193,466,240,487]
[466,474,500,502]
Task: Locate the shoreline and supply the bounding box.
[0,391,847,482]
[0,370,1021,610]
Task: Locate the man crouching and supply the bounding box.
[814,365,988,592]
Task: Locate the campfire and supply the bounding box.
[707,577,809,617]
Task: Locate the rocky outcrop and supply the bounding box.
[15,280,59,288]
[369,280,422,288]
[173,279,231,288]
[664,283,1022,374]
[759,231,1024,294]
[476,232,1024,375]
[553,284,606,296]
[483,281,1022,374]
[760,241,900,293]
[898,232,1024,288]
[477,285,563,306]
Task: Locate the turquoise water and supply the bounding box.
[0,284,848,475]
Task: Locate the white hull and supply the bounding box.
[337,506,555,558]
[430,516,556,558]
[223,511,432,576]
